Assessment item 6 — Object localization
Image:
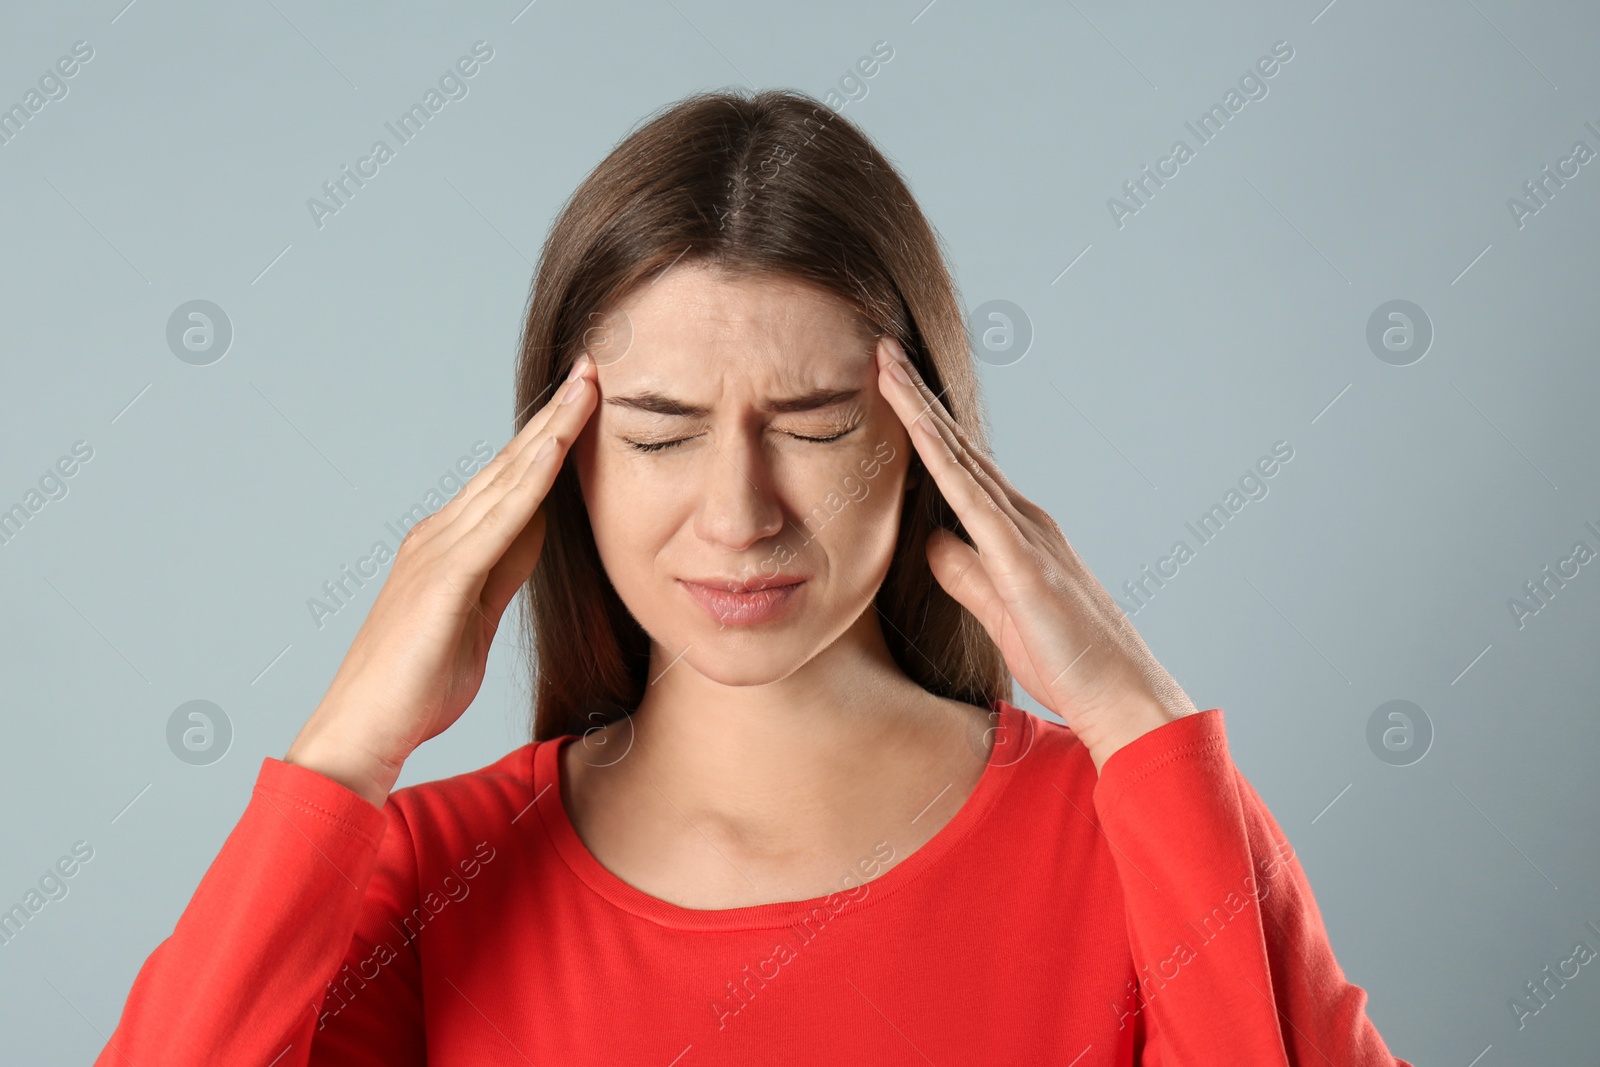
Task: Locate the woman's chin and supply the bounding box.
[650,632,819,689]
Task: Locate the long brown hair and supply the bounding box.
[514,88,1011,741]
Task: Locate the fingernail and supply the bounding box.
[535,436,557,460]
[566,355,589,382]
[886,336,909,362]
[561,377,586,404]
[889,359,912,385]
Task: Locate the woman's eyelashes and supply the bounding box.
[624,424,861,454]
[625,436,691,454]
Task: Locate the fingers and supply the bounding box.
[880,337,1033,512]
[478,498,547,622]
[875,337,1030,553]
[424,355,595,539]
[442,364,597,567]
[925,527,1004,633]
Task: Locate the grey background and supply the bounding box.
[2,0,1596,1062]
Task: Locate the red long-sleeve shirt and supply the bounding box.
[96,701,1412,1065]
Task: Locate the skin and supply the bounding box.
[283,261,1197,911]
[563,264,994,907]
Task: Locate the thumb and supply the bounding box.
[926,528,1005,636]
[481,508,547,622]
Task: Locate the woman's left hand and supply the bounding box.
[875,335,1199,773]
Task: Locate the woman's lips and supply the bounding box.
[678,578,806,626]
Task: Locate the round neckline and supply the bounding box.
[530,698,1032,931]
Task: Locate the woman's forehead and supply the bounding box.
[593,279,876,391]
[605,328,869,380]
[609,264,874,346]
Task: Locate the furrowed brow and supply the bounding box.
[604,392,709,418]
[605,387,860,418]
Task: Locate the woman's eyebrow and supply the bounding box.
[604,386,860,418]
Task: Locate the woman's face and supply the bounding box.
[572,263,916,686]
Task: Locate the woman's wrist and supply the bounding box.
[283,716,404,810]
[1076,690,1197,774]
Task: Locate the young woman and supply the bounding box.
[97,90,1411,1065]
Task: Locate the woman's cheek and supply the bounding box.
[801,440,903,545]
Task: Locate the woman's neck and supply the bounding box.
[559,612,995,909]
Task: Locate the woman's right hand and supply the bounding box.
[283,354,598,808]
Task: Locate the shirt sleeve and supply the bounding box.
[1091,708,1413,1067]
[95,757,426,1067]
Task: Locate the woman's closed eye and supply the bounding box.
[625,425,860,453]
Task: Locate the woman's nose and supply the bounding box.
[691,433,786,551]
